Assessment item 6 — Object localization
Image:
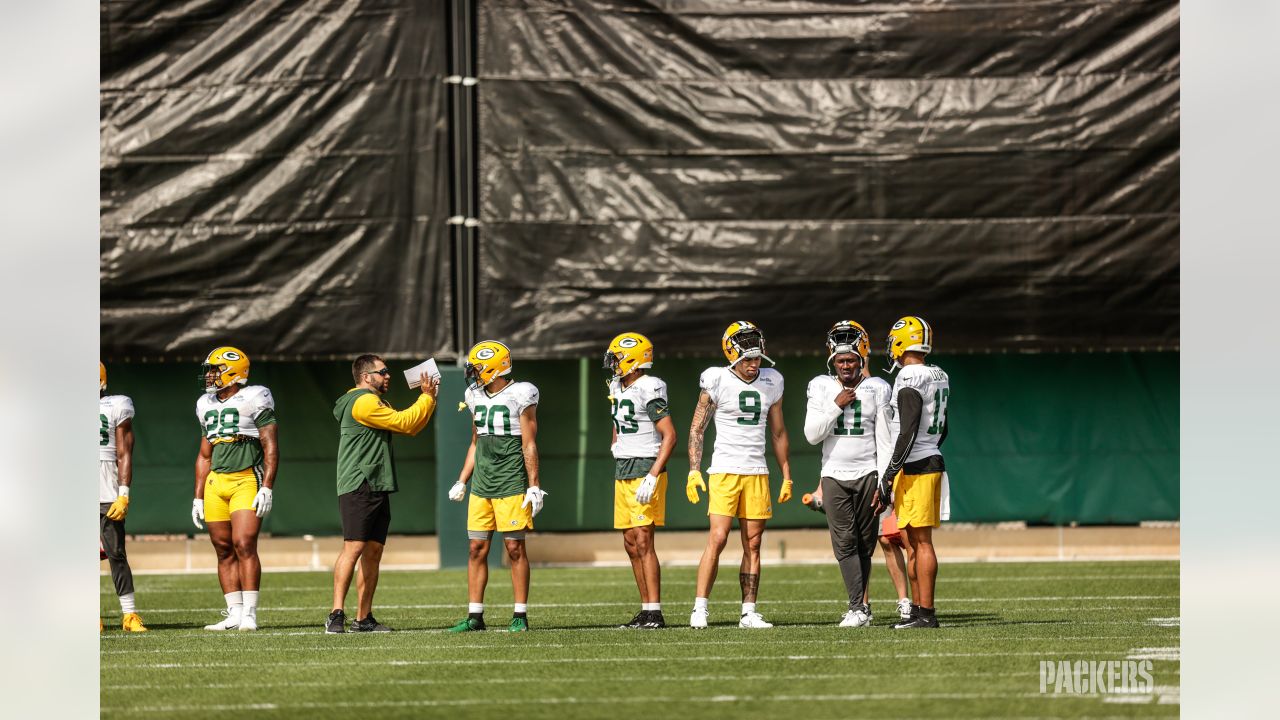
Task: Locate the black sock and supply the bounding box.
[468,612,483,622]
[917,606,935,618]
[513,611,527,619]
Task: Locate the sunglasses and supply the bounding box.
[366,368,390,377]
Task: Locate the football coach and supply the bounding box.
[326,354,439,633]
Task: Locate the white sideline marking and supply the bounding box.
[1127,647,1180,661]
[1148,617,1180,627]
[112,648,1180,670]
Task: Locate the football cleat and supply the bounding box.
[619,611,648,629]
[325,609,346,634]
[689,608,709,629]
[885,316,933,371]
[894,606,939,629]
[464,340,512,388]
[839,605,871,628]
[238,608,258,632]
[897,598,913,620]
[603,332,654,378]
[738,611,774,629]
[351,614,392,633]
[448,617,486,632]
[201,346,250,392]
[204,608,240,631]
[721,321,774,368]
[508,616,530,633]
[640,611,666,629]
[121,612,148,632]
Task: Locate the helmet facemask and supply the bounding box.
[727,328,774,368]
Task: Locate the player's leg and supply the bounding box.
[692,513,732,627]
[330,540,364,632]
[351,489,392,632]
[617,476,648,626]
[100,505,145,631]
[505,535,530,631]
[468,537,491,602]
[821,476,863,621]
[354,541,386,624]
[204,520,241,629]
[229,508,262,630]
[619,526,648,627]
[451,495,497,631]
[737,517,772,628]
[878,535,911,619]
[851,472,880,620]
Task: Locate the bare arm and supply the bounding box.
[258,423,279,490]
[687,391,713,470]
[115,419,134,488]
[458,424,478,484]
[194,436,212,500]
[520,405,540,487]
[768,398,791,479]
[649,415,678,477]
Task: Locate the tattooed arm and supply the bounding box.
[688,390,714,471]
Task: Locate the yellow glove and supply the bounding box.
[686,470,707,504]
[777,479,793,504]
[105,495,129,521]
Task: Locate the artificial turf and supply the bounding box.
[101,559,1179,718]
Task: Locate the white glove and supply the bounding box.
[252,487,273,518]
[521,486,547,517]
[448,481,467,502]
[191,498,205,530]
[635,473,659,505]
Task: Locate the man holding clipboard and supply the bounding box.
[326,354,439,633]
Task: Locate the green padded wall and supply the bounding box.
[105,352,1177,535]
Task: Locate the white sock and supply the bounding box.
[513,603,528,614]
[694,597,708,612]
[225,591,243,611]
[119,593,135,614]
[243,590,259,610]
[642,603,660,611]
[468,602,484,614]
[742,602,756,615]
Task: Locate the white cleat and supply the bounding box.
[897,598,913,621]
[738,611,773,629]
[204,608,241,631]
[238,610,258,632]
[690,608,709,629]
[840,606,872,628]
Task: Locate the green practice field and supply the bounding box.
[101,560,1179,718]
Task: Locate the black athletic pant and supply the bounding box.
[100,503,135,597]
[821,473,879,608]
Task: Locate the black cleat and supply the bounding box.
[619,611,649,629]
[350,614,393,632]
[639,611,666,629]
[325,609,346,634]
[893,607,939,629]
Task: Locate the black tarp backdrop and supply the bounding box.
[101,0,454,360]
[101,0,1178,360]
[476,0,1179,356]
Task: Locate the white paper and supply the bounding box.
[403,358,441,388]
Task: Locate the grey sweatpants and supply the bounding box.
[100,503,135,597]
[821,473,879,608]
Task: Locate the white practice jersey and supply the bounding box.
[195,385,275,443]
[99,394,135,501]
[609,374,670,459]
[700,366,784,475]
[804,375,894,481]
[465,381,539,437]
[890,364,951,463]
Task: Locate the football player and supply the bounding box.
[99,362,146,632]
[687,322,793,629]
[190,347,279,631]
[802,321,894,627]
[879,316,951,629]
[604,332,677,629]
[447,341,546,633]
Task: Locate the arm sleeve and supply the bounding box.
[352,392,436,436]
[874,390,894,479]
[884,387,924,477]
[803,379,841,445]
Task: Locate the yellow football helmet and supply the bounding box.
[885,316,933,370]
[465,340,512,388]
[722,321,774,368]
[826,320,869,361]
[201,346,250,392]
[603,332,654,377]
[100,362,107,391]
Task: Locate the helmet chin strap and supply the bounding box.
[729,350,775,369]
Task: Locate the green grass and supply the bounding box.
[101,560,1179,718]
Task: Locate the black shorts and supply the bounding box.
[339,482,391,544]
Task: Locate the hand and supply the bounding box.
[777,478,793,504]
[421,374,440,398]
[834,387,858,408]
[635,473,659,505]
[252,487,273,518]
[521,486,547,517]
[876,471,895,513]
[802,485,824,512]
[191,498,205,530]
[105,495,129,521]
[686,470,706,504]
[448,480,467,502]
